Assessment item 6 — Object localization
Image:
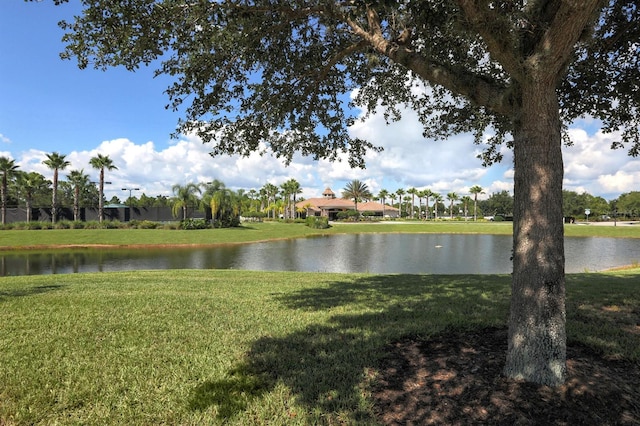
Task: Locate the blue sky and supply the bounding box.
[1,1,638,203]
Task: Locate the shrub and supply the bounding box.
[161,222,180,230]
[103,220,122,229]
[54,221,72,229]
[139,220,160,229]
[83,220,102,229]
[180,218,209,230]
[242,211,266,222]
[129,220,159,229]
[8,222,28,230]
[306,216,330,229]
[69,221,85,229]
[336,210,360,221]
[361,211,377,220]
[212,217,240,228]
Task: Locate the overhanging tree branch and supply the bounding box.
[343,9,514,116]
[531,0,603,79]
[455,0,523,80]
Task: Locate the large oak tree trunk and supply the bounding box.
[504,79,567,386]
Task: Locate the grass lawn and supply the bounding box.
[1,222,638,423]
[1,269,639,424]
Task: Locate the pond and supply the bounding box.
[1,234,639,277]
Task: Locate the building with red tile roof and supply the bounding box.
[295,188,399,220]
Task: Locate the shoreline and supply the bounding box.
[573,220,640,226]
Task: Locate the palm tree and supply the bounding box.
[89,154,118,222]
[461,195,473,221]
[261,182,279,219]
[403,195,412,218]
[447,192,459,219]
[395,188,406,218]
[200,179,226,204]
[258,187,268,214]
[279,182,291,219]
[417,189,426,219]
[390,192,398,214]
[16,172,48,223]
[469,185,485,221]
[378,189,389,218]
[407,187,418,219]
[171,183,201,220]
[422,189,434,220]
[43,152,71,223]
[432,193,443,219]
[247,189,258,212]
[342,179,372,214]
[201,180,241,225]
[67,169,90,221]
[298,203,311,218]
[0,156,19,225]
[288,179,302,219]
[280,178,302,219]
[209,187,242,227]
[266,198,284,219]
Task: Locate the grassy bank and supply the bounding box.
[1,220,639,250]
[1,269,639,424]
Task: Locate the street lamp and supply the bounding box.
[122,187,140,221]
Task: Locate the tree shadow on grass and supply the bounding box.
[566,272,640,360]
[189,272,640,424]
[188,364,266,418]
[0,284,64,302]
[189,274,512,422]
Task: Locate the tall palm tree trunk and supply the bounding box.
[98,169,105,223]
[51,170,58,223]
[73,186,80,221]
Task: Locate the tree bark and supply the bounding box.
[52,170,58,224]
[98,169,105,223]
[1,175,6,225]
[504,78,567,386]
[74,187,80,221]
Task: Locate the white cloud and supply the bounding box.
[339,102,496,197]
[6,108,638,203]
[0,134,11,144]
[562,128,640,198]
[58,136,321,200]
[487,180,513,194]
[597,171,637,194]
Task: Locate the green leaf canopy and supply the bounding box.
[56,1,639,166]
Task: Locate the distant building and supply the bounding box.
[295,187,399,220]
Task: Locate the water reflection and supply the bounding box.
[1,234,638,276]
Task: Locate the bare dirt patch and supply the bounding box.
[373,328,640,425]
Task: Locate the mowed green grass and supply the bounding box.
[1,220,639,250]
[1,221,639,423]
[1,269,639,425]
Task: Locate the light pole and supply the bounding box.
[122,187,140,221]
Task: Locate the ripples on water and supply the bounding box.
[2,234,639,276]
